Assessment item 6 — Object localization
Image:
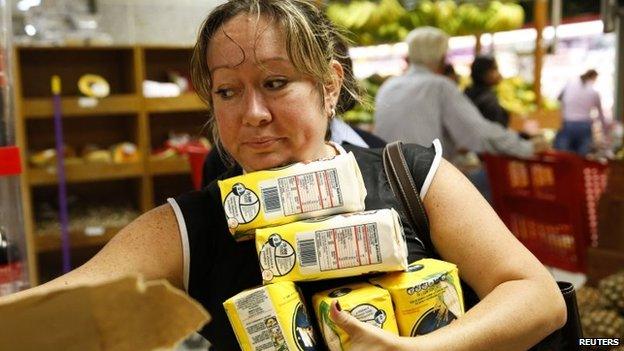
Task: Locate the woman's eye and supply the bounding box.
[214,88,234,99]
[265,79,287,90]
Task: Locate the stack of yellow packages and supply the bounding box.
[370,259,465,337]
[219,153,465,350]
[313,282,398,350]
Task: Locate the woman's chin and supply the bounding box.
[241,154,293,172]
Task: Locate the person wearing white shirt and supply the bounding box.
[555,69,607,155]
[374,27,536,164]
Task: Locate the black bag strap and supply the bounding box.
[382,141,436,255]
[383,141,482,309]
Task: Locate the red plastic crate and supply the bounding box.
[186,145,210,190]
[482,151,608,272]
[0,146,21,176]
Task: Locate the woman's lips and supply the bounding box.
[243,137,283,149]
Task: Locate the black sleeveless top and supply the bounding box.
[170,142,441,350]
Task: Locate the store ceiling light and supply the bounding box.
[17,0,41,12]
[24,24,36,36]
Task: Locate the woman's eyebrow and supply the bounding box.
[210,56,290,74]
[256,56,289,65]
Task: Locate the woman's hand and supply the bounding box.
[329,300,414,351]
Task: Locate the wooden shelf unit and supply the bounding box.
[35,226,125,252]
[145,93,205,113]
[14,45,209,284]
[148,157,191,176]
[28,162,144,185]
[23,94,141,118]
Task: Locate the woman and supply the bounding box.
[5,1,565,350]
[465,55,509,128]
[555,69,607,155]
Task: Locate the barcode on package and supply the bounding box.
[297,238,318,267]
[297,223,381,273]
[261,186,281,213]
[277,168,343,216]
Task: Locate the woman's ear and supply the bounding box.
[324,59,344,114]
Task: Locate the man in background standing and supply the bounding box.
[374,27,538,164]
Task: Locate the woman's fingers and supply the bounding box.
[328,299,406,351]
[329,299,363,335]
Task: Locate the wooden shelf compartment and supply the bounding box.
[145,93,206,113]
[149,112,208,151]
[143,47,193,82]
[148,157,190,175]
[35,226,123,252]
[16,47,137,98]
[28,162,144,185]
[23,94,141,118]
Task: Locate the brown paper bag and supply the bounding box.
[0,276,210,351]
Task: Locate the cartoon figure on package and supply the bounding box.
[224,183,261,229]
[265,317,288,351]
[293,303,317,350]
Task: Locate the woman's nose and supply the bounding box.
[242,90,272,127]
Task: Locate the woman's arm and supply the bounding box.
[1,204,184,303]
[401,159,566,350]
[330,159,566,351]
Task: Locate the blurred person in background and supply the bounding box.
[465,55,509,128]
[555,69,608,156]
[441,63,459,85]
[374,27,540,165]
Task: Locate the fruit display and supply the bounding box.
[342,74,388,124]
[495,76,559,116]
[577,271,624,350]
[577,286,611,314]
[326,0,526,46]
[599,272,624,313]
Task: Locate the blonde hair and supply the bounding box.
[406,26,449,70]
[190,0,362,164]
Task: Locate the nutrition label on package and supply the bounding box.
[297,223,381,273]
[235,289,288,351]
[260,168,343,217]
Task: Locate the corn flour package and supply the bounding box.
[218,152,366,240]
[255,209,408,284]
[223,281,319,351]
[312,282,399,351]
[369,258,464,337]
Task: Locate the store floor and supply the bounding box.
[549,266,587,289]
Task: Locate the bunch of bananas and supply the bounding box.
[327,0,407,45]
[342,74,389,124]
[326,0,526,46]
[495,76,559,116]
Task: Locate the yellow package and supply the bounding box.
[218,152,366,240]
[312,282,399,351]
[223,281,319,351]
[255,209,408,284]
[369,258,464,337]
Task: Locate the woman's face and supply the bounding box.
[207,14,340,172]
[486,65,502,86]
